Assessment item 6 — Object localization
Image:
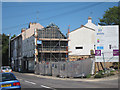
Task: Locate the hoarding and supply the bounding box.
[95,25,119,62]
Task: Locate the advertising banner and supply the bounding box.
[95,25,119,62]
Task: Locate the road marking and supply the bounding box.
[41,85,51,89]
[25,80,36,85]
[18,79,22,81]
[16,78,22,81]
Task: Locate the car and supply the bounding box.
[0,72,21,90]
[1,66,12,73]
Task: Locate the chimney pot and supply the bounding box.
[88,17,92,23]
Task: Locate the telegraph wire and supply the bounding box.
[3,3,82,19]
[3,2,104,31]
[2,2,64,8]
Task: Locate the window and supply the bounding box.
[109,45,111,49]
[75,47,83,49]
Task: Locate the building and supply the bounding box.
[68,17,97,61]
[11,23,44,72]
[11,34,22,71]
[36,23,68,63]
[10,23,68,72]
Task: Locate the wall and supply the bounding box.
[68,17,97,58]
[69,27,95,56]
[22,23,44,58]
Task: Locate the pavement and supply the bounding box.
[17,72,119,82]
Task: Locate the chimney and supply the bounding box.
[81,25,84,27]
[21,28,26,33]
[29,22,37,28]
[88,17,92,23]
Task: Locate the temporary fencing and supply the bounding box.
[35,58,95,77]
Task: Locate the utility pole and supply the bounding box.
[8,34,11,66]
[67,25,70,61]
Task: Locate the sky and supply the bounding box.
[2,1,118,36]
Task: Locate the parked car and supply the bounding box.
[1,66,12,73]
[0,72,21,90]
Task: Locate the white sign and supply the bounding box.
[95,25,119,62]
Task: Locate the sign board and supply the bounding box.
[95,25,119,62]
[95,50,101,56]
[37,40,42,44]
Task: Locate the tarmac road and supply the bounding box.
[13,72,119,90]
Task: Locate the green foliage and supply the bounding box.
[11,34,16,39]
[94,70,115,78]
[109,72,115,76]
[2,33,9,66]
[94,74,103,78]
[110,70,115,73]
[86,74,91,78]
[99,6,120,25]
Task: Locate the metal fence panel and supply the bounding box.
[44,62,52,76]
[35,58,95,77]
[51,62,60,77]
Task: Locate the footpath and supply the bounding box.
[20,72,119,82]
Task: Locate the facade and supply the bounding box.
[11,23,44,72]
[10,23,68,72]
[68,17,97,61]
[11,34,22,71]
[21,23,43,72]
[36,23,68,62]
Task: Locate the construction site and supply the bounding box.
[35,23,69,63]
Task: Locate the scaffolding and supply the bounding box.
[36,23,68,62]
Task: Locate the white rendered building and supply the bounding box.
[68,17,97,60]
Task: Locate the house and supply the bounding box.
[11,23,44,72]
[10,23,68,72]
[36,23,68,63]
[68,17,97,61]
[11,34,22,71]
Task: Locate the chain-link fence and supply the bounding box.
[35,58,95,78]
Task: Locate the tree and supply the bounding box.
[2,33,9,66]
[11,34,16,39]
[99,6,120,25]
[2,34,16,66]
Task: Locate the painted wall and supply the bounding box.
[22,23,44,58]
[69,17,96,56]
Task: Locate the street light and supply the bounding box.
[8,34,11,66]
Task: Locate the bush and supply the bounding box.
[110,72,115,76]
[86,74,91,78]
[94,74,103,78]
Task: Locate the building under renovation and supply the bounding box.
[35,23,68,63]
[10,23,68,72]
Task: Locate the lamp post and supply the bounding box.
[8,34,11,66]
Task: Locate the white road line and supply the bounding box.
[18,79,22,81]
[41,85,51,89]
[25,80,36,85]
[16,78,22,81]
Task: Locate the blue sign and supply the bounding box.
[97,46,104,50]
[37,40,42,44]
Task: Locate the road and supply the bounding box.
[13,72,119,90]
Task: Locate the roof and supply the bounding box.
[11,33,22,41]
[70,25,95,33]
[38,23,66,39]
